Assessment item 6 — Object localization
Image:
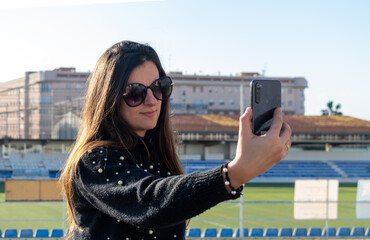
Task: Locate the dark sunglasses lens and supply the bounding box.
[124,84,146,106]
[152,77,172,100]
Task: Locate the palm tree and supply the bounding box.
[321,101,343,115]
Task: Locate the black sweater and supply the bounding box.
[71,141,241,239]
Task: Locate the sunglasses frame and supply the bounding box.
[122,76,174,107]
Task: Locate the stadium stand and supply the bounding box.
[366,227,370,236]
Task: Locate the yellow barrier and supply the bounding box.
[5,180,63,201]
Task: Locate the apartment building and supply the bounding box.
[0,68,307,139]
[169,71,308,115]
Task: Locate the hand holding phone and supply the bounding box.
[250,79,281,135]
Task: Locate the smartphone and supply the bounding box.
[250,79,281,135]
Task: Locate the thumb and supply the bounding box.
[239,107,253,136]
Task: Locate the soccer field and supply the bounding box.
[0,182,369,231]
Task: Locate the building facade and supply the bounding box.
[0,68,307,139]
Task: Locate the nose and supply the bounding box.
[143,89,158,105]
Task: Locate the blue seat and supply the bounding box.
[250,228,263,237]
[35,229,50,238]
[19,229,34,238]
[187,228,201,238]
[50,229,64,238]
[4,229,18,238]
[0,229,2,238]
[264,228,278,237]
[322,227,336,236]
[233,228,249,237]
[279,228,293,237]
[218,228,233,237]
[337,227,351,237]
[202,228,217,238]
[366,228,370,236]
[351,227,365,236]
[294,228,307,237]
[308,228,321,237]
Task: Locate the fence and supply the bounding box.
[0,199,369,239]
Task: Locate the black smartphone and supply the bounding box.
[250,79,281,135]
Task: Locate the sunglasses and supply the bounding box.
[122,76,174,107]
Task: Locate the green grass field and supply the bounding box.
[0,182,369,232]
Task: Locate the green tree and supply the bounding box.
[321,101,343,115]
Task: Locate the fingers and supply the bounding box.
[266,108,283,137]
[239,107,253,136]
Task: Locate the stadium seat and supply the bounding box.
[279,228,293,237]
[202,228,217,238]
[294,228,307,237]
[233,228,249,237]
[0,229,2,238]
[264,228,278,237]
[337,227,351,237]
[250,228,263,237]
[351,227,365,236]
[186,228,201,238]
[218,228,233,238]
[4,229,18,238]
[19,229,33,238]
[50,229,64,238]
[366,228,370,236]
[308,227,321,237]
[35,229,50,238]
[322,227,336,236]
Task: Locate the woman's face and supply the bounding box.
[120,61,162,137]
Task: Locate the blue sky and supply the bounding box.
[0,0,369,120]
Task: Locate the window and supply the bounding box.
[40,83,52,92]
[66,83,71,89]
[182,90,186,96]
[229,99,235,105]
[300,101,304,109]
[209,99,214,106]
[300,89,304,97]
[219,99,225,105]
[40,96,51,104]
[76,84,82,89]
[288,100,293,106]
[288,89,293,94]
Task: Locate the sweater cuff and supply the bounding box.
[193,166,243,202]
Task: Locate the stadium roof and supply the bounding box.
[171,114,370,134]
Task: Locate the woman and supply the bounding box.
[60,40,291,239]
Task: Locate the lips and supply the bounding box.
[141,111,156,117]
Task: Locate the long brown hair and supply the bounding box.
[60,41,184,235]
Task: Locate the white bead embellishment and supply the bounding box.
[92,161,96,164]
[119,163,122,166]
[117,219,120,222]
[106,179,109,182]
[107,237,110,240]
[104,158,107,161]
[118,180,123,185]
[149,165,154,169]
[225,181,230,186]
[157,170,160,173]
[140,163,143,167]
[100,150,103,153]
[115,172,119,175]
[167,172,171,175]
[98,168,103,173]
[149,230,153,235]
[144,169,147,172]
[120,156,124,160]
[87,149,92,153]
[174,235,177,238]
[223,167,228,172]
[127,170,130,174]
[231,190,237,195]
